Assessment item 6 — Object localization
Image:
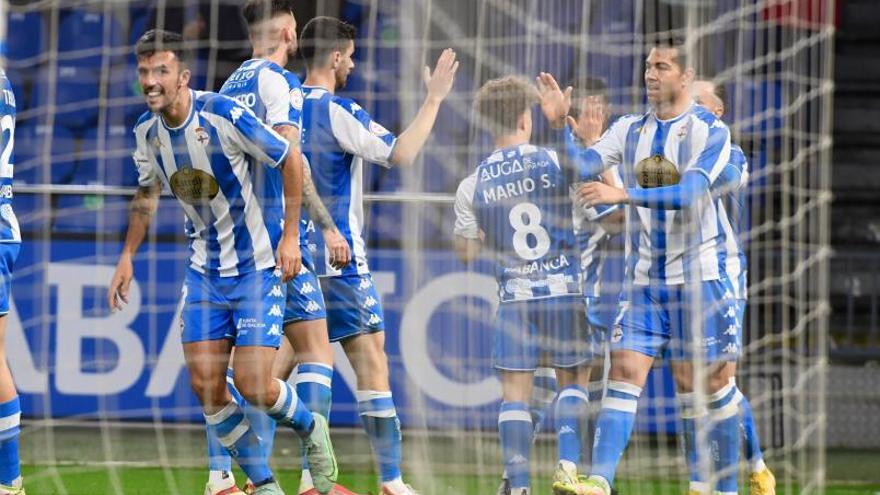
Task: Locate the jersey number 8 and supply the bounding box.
[509,202,550,261]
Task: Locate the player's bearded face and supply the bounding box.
[137,51,188,113]
[644,47,687,106]
[334,41,355,90]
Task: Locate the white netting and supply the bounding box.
[3,0,833,494]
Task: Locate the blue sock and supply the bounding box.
[357,390,402,483]
[265,378,315,436]
[530,368,557,434]
[677,391,710,494]
[498,401,533,491]
[736,383,764,470]
[223,368,277,465]
[555,385,589,465]
[0,396,21,486]
[296,362,333,419]
[583,380,604,470]
[205,400,273,485]
[708,382,742,494]
[591,381,642,486]
[296,362,334,471]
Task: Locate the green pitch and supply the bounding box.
[18,465,880,495]
[16,424,880,494]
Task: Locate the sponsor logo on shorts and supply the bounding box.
[269,285,284,298]
[237,317,265,330]
[358,277,372,290]
[724,306,737,318]
[723,343,738,355]
[367,313,382,326]
[267,304,283,318]
[363,296,377,309]
[724,324,738,336]
[305,301,321,313]
[300,282,316,295]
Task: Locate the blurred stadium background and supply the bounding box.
[1,0,877,494]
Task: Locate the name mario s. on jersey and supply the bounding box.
[478,153,556,204]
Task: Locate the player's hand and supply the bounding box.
[276,235,302,283]
[567,95,607,146]
[108,255,134,312]
[323,228,351,270]
[424,48,459,103]
[536,72,572,129]
[577,181,628,207]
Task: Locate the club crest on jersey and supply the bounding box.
[290,88,304,111]
[677,125,689,140]
[369,120,389,137]
[169,167,220,205]
[634,155,680,188]
[194,127,210,146]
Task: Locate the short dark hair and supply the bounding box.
[242,0,295,26]
[650,35,690,70]
[299,16,357,69]
[474,76,538,137]
[135,29,190,65]
[569,76,608,117]
[712,82,728,112]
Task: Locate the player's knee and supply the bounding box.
[190,375,228,408]
[671,364,695,393]
[232,373,273,407]
[707,363,736,393]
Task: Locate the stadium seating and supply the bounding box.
[57,8,124,67]
[76,125,140,187]
[13,124,78,185]
[6,9,44,65]
[30,64,101,133]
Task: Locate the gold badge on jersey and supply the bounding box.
[169,167,220,205]
[634,155,680,188]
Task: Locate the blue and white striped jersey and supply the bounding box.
[711,143,749,298]
[571,103,736,286]
[575,166,623,298]
[132,90,290,277]
[454,144,582,303]
[0,70,20,243]
[300,85,397,277]
[220,58,307,248]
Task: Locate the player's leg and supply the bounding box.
[733,372,775,494]
[670,361,711,495]
[0,244,22,495]
[182,270,279,493]
[530,366,557,433]
[497,370,536,495]
[281,269,336,495]
[231,268,336,495]
[578,288,665,495]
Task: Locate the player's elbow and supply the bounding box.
[390,145,416,167]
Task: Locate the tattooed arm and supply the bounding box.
[108,181,161,311]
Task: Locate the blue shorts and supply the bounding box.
[0,243,19,314]
[612,278,743,362]
[494,295,597,371]
[181,267,285,347]
[321,273,385,342]
[284,265,327,324]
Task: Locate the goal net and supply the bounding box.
[3,0,833,494]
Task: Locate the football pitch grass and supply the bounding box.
[17,422,880,494]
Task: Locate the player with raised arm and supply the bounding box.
[107,30,336,495]
[565,77,627,481]
[453,76,597,495]
[690,79,775,495]
[297,17,457,495]
[202,2,354,494]
[0,70,25,495]
[537,37,744,495]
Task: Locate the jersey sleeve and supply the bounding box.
[258,69,303,131]
[215,96,290,168]
[132,125,159,187]
[453,174,480,240]
[328,97,397,167]
[687,116,731,184]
